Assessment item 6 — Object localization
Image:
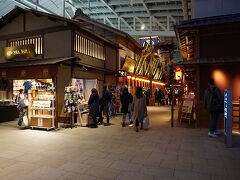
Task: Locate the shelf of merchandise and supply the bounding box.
[30,90,55,130]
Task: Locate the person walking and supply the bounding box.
[145,89,150,106]
[120,87,133,127]
[132,87,147,132]
[88,88,100,128]
[158,89,165,105]
[154,89,159,105]
[102,86,111,126]
[204,78,223,137]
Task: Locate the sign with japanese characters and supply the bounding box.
[224,90,232,148]
[4,45,36,60]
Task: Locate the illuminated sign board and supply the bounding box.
[121,56,136,74]
[4,45,36,60]
[139,36,158,47]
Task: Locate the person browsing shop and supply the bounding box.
[88,88,100,128]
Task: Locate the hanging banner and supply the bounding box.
[139,36,158,47]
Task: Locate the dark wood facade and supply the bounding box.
[175,13,240,128]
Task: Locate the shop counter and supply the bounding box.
[0,104,18,122]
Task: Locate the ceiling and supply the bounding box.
[0,0,191,41]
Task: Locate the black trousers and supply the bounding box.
[135,118,143,128]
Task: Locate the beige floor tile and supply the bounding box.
[174,169,211,180]
[35,157,67,168]
[109,160,142,171]
[0,106,238,180]
[59,161,91,174]
[85,166,120,180]
[58,171,97,180]
[116,171,154,180]
[140,166,174,178]
[28,166,67,179]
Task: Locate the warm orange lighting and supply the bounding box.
[212,69,228,90]
[127,76,131,79]
[152,81,165,86]
[139,79,142,81]
[132,77,135,80]
[175,70,182,80]
[136,78,139,81]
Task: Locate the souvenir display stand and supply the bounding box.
[28,80,55,130]
[64,86,88,127]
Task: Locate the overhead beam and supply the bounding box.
[90,12,183,19]
[140,0,150,15]
[81,5,182,13]
[152,16,167,31]
[105,17,116,28]
[99,0,133,31]
[66,0,77,13]
[125,30,175,37]
[108,0,182,6]
[13,0,56,15]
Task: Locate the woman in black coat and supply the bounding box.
[120,87,133,127]
[88,88,100,128]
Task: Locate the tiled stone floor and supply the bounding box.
[0,106,240,180]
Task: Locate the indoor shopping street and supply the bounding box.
[0,106,239,180]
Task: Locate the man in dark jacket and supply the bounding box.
[204,78,223,137]
[120,87,133,127]
[101,86,111,126]
[88,88,100,128]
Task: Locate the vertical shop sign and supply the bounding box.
[224,90,232,148]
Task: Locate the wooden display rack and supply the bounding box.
[29,87,55,131]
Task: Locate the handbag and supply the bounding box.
[143,115,149,129]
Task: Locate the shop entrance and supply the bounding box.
[0,78,56,130]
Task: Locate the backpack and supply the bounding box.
[208,87,223,112]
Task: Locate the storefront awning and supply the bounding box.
[0,57,75,68]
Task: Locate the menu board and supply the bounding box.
[182,95,195,113]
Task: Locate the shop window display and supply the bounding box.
[13,79,55,130]
[63,78,98,126]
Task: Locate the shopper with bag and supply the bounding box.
[88,88,100,128]
[132,87,147,132]
[120,87,133,127]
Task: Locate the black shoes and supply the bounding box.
[136,127,139,132]
[104,123,110,126]
[90,124,98,128]
[122,122,126,127]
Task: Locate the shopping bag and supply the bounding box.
[22,112,29,127]
[143,115,149,129]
